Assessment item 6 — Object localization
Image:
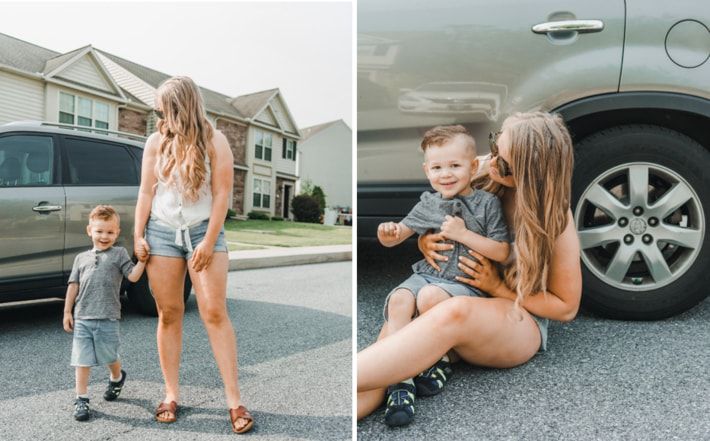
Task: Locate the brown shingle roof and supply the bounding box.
[229,88,278,118]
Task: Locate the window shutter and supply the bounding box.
[282,138,287,158]
[293,141,297,161]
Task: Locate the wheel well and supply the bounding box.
[566,108,710,151]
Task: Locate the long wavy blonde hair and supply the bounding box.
[476,112,573,309]
[154,76,214,202]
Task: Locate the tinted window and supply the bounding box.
[0,135,54,187]
[64,137,138,185]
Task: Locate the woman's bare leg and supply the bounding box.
[147,256,187,419]
[358,296,541,392]
[188,252,248,430]
[356,322,390,420]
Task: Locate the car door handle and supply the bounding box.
[532,20,604,34]
[32,204,62,213]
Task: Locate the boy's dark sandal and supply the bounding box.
[104,370,126,401]
[73,397,90,421]
[414,358,453,397]
[384,382,416,427]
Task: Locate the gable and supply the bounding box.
[269,96,297,134]
[255,106,279,127]
[54,54,114,94]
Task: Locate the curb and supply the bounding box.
[228,244,352,271]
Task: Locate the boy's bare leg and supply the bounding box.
[415,285,452,314]
[386,289,416,334]
[75,367,90,396]
[108,360,122,380]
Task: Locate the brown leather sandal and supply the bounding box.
[229,405,254,434]
[155,401,178,423]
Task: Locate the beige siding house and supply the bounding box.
[299,119,352,210]
[0,32,302,218]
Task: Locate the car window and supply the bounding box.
[63,137,138,185]
[0,135,54,187]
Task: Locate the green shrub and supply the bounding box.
[271,216,284,221]
[311,186,327,214]
[226,208,237,220]
[247,211,270,220]
[291,195,321,223]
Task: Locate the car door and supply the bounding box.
[0,132,66,299]
[61,135,140,277]
[357,0,625,234]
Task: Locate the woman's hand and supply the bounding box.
[417,230,453,272]
[190,241,214,272]
[455,250,505,296]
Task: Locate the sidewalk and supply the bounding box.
[227,244,352,271]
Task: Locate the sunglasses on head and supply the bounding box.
[154,109,165,119]
[488,131,512,177]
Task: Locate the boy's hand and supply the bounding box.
[440,215,466,241]
[134,237,150,262]
[63,312,74,333]
[377,222,400,240]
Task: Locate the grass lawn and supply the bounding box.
[227,243,267,252]
[224,219,352,248]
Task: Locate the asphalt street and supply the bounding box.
[0,261,352,441]
[357,239,710,441]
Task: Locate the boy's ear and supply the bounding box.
[422,162,430,179]
[86,225,92,237]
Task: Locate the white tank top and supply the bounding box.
[150,156,212,249]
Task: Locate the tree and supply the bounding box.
[311,186,327,214]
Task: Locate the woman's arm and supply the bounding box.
[457,210,582,322]
[189,130,233,272]
[134,133,160,240]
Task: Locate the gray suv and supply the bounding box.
[0,122,191,315]
[358,0,710,319]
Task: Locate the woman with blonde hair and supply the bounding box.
[134,76,253,433]
[357,112,583,422]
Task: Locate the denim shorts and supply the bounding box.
[145,218,228,260]
[70,319,120,367]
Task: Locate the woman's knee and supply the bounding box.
[200,304,229,327]
[430,296,480,329]
[387,289,415,317]
[157,303,184,326]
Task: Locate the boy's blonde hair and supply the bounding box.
[420,125,477,155]
[89,205,120,224]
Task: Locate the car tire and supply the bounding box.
[572,124,710,320]
[127,271,192,317]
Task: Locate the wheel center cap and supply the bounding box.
[629,218,647,235]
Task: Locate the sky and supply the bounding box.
[0,1,352,129]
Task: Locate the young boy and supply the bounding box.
[377,125,510,427]
[63,205,147,421]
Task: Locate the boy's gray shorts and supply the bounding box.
[70,319,120,367]
[383,273,483,321]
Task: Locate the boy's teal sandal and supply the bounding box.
[103,369,126,401]
[73,397,90,421]
[414,357,453,397]
[384,382,416,427]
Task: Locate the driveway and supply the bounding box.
[0,261,352,441]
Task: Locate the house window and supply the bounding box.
[252,178,271,209]
[254,130,272,161]
[59,92,110,129]
[283,139,296,160]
